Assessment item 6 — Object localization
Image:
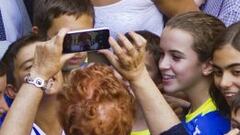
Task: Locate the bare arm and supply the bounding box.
[0,29,73,135]
[100,33,180,135]
[0,83,44,135]
[130,69,181,135]
[152,0,199,17]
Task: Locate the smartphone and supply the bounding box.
[63,27,110,53]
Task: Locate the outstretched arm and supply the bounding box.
[0,29,73,135]
[100,33,181,135]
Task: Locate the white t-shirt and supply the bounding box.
[94,0,164,38]
[0,0,32,59]
[31,123,65,135]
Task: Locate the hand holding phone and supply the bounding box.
[63,27,110,53]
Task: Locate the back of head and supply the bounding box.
[57,64,135,135]
[166,11,226,62]
[33,0,94,35]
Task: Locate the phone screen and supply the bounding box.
[63,28,110,53]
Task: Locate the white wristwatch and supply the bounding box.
[24,74,49,91]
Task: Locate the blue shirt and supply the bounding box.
[182,98,230,135]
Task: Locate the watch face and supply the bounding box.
[24,74,47,91]
[34,77,45,87]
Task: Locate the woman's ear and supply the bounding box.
[32,26,39,34]
[5,84,17,99]
[202,60,213,76]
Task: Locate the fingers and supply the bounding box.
[128,32,147,53]
[55,28,69,53]
[99,49,120,69]
[31,28,70,79]
[118,34,137,57]
[99,32,147,81]
[47,28,70,69]
[108,37,132,67]
[108,37,125,58]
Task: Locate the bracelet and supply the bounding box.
[24,73,49,92]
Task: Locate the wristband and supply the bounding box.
[24,73,49,92]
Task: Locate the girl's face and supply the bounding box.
[158,27,203,93]
[213,45,240,105]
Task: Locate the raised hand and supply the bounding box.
[100,32,147,81]
[30,28,74,80]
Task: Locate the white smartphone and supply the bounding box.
[63,27,110,53]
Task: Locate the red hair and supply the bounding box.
[57,64,135,135]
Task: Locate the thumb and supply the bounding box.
[55,28,70,53]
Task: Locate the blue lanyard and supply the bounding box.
[32,126,41,135]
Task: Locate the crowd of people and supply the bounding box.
[0,0,240,135]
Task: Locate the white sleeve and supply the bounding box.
[0,41,11,59]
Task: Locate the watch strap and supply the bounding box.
[24,74,49,91]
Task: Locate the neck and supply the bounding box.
[91,0,120,6]
[35,95,62,135]
[184,77,211,113]
[132,103,148,131]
